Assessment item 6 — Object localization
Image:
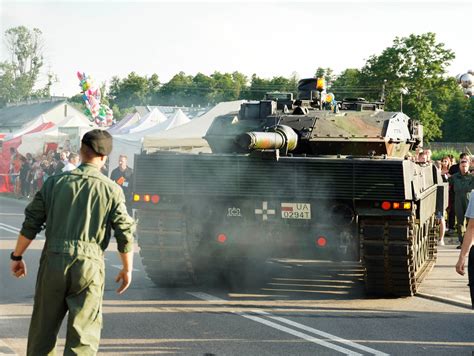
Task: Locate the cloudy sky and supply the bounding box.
[1,0,472,97]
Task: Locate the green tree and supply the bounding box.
[360,33,455,141]
[314,67,335,87]
[108,72,155,110]
[157,71,194,106]
[245,74,298,100]
[210,71,240,103]
[441,91,474,141]
[329,68,379,100]
[0,26,46,106]
[189,72,214,106]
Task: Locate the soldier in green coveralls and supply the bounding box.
[449,157,474,247]
[10,129,136,355]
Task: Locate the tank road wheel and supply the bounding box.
[360,213,437,297]
[136,208,199,287]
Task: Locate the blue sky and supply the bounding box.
[1,0,472,97]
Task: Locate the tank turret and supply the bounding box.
[204,78,422,158]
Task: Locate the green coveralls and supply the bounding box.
[20,163,135,356]
[449,172,474,243]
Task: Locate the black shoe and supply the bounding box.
[456,245,462,249]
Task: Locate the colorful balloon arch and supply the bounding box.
[76,71,114,126]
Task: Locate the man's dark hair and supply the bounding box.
[80,144,101,160]
[460,152,469,159]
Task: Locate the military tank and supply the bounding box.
[132,78,447,296]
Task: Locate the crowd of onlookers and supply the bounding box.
[412,148,474,248]
[8,148,81,199]
[4,146,473,248]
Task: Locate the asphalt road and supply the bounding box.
[0,196,473,355]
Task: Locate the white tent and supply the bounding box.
[107,112,141,135]
[133,108,191,137]
[142,100,245,151]
[17,115,97,155]
[167,108,191,129]
[124,108,167,134]
[17,125,68,155]
[108,109,191,171]
[3,115,47,141]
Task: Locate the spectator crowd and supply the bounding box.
[412,148,474,248]
[7,148,82,199]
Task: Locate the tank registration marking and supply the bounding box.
[281,203,311,219]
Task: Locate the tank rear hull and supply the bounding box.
[133,153,441,296]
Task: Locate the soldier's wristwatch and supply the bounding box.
[10,252,22,261]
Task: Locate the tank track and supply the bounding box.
[136,208,198,286]
[360,214,437,296]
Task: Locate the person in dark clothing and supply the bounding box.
[110,155,134,214]
[449,158,474,247]
[19,157,31,198]
[448,153,471,236]
[449,152,469,176]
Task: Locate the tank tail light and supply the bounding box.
[132,194,160,204]
[316,236,327,247]
[217,233,227,244]
[380,201,412,211]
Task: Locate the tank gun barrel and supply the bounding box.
[237,125,298,152]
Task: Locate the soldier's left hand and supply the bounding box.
[455,258,465,276]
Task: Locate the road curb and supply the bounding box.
[417,292,473,310]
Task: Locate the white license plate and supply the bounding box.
[281,203,311,219]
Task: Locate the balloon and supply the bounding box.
[76,70,113,126]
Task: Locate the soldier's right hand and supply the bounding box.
[115,269,132,294]
[11,260,27,278]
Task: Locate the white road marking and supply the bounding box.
[263,313,389,356]
[0,316,24,320]
[0,223,44,238]
[189,292,387,355]
[0,339,17,355]
[0,213,24,216]
[0,227,18,235]
[110,264,140,272]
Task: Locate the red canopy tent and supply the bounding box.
[0,122,55,193]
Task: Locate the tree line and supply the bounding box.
[1,26,472,142]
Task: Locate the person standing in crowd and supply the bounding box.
[19,156,31,198]
[437,156,452,244]
[449,157,474,248]
[10,130,135,355]
[111,154,134,214]
[455,190,474,309]
[62,152,80,172]
[416,150,429,163]
[54,150,70,175]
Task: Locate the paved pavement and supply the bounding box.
[417,238,473,310]
[2,194,472,310]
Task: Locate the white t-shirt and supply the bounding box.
[62,162,77,172]
[465,191,474,218]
